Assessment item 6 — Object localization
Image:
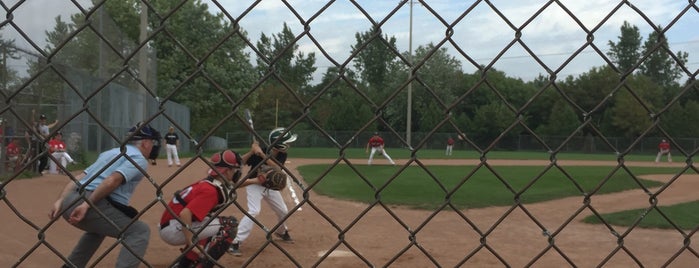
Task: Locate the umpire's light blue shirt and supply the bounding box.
[79,144,148,205]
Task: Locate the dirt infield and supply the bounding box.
[1,158,697,267]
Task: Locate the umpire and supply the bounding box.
[48,122,157,268]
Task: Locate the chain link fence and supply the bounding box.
[1,1,698,267]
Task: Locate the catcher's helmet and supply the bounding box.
[269,127,297,150]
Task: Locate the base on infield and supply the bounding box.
[317,250,353,257]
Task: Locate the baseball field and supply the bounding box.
[1,155,696,267]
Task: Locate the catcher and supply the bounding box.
[159,146,285,267]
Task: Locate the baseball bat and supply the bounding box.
[286,173,302,211]
[243,108,304,209]
[244,109,255,143]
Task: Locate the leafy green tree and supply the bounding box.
[311,67,372,131]
[660,100,699,138]
[350,26,399,99]
[348,26,401,132]
[607,21,642,73]
[0,36,21,93]
[639,26,689,91]
[401,43,463,133]
[557,66,620,136]
[148,0,256,135]
[254,23,316,130]
[469,102,517,147]
[535,101,580,136]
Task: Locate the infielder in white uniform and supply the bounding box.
[164,126,181,167]
[229,127,297,256]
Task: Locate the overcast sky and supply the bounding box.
[2,0,698,83]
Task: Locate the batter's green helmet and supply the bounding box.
[269,127,297,150]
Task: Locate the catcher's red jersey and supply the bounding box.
[160,179,223,225]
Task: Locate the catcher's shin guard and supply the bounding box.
[199,216,238,267]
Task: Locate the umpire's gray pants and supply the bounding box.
[61,190,150,268]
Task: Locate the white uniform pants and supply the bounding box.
[49,151,75,174]
[166,144,181,166]
[446,145,453,156]
[368,146,395,165]
[234,184,289,244]
[655,149,672,162]
[159,217,222,246]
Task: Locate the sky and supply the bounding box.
[2,0,698,84]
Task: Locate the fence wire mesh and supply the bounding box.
[1,0,699,267]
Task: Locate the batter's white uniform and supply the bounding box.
[233,147,290,244]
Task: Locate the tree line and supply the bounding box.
[2,1,696,146]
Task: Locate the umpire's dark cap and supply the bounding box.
[127,122,158,141]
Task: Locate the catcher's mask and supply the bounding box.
[209,150,242,182]
[269,127,297,150]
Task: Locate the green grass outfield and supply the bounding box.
[285,147,660,162]
[285,148,690,229]
[300,164,675,210]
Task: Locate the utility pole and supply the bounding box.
[406,0,414,148]
[139,2,149,121]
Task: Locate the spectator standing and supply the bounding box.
[148,129,162,165]
[164,126,181,167]
[32,110,59,174]
[446,136,455,156]
[48,122,157,268]
[365,132,395,165]
[655,139,672,163]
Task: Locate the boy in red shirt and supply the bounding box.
[159,145,278,267]
[655,139,672,163]
[48,131,76,174]
[6,138,21,171]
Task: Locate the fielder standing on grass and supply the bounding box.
[655,139,672,163]
[229,127,297,256]
[48,122,157,268]
[159,147,279,267]
[365,132,395,165]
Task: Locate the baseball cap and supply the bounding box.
[127,122,157,141]
[209,150,241,176]
[39,114,47,120]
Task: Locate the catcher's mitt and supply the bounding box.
[259,166,287,191]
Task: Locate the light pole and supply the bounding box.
[406,0,414,148]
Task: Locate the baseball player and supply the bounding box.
[32,110,59,174]
[148,128,162,165]
[655,139,672,163]
[47,131,76,174]
[164,126,181,167]
[48,122,156,268]
[229,127,297,256]
[446,136,455,156]
[159,148,270,267]
[365,132,395,165]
